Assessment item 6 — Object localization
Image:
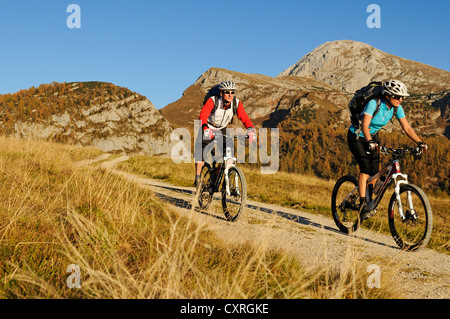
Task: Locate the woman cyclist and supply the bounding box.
[347,80,428,219]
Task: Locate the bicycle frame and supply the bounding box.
[208,136,240,196]
[347,145,421,221]
[368,160,411,219]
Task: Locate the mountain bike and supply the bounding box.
[195,135,247,222]
[331,145,433,251]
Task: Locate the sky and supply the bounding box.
[0,0,449,109]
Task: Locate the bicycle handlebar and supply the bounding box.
[213,134,249,140]
[379,145,423,157]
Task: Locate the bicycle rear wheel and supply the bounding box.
[222,166,246,222]
[331,175,361,234]
[388,184,433,251]
[196,164,214,211]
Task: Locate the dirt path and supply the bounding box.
[92,154,449,299]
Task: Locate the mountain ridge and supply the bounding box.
[279,40,450,94]
[162,40,449,138]
[0,81,173,155]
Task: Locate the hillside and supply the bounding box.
[163,42,449,138]
[0,81,173,155]
[0,136,402,299]
[161,42,450,195]
[161,67,350,128]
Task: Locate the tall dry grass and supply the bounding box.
[0,137,398,298]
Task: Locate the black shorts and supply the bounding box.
[347,129,380,176]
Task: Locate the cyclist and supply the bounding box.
[347,80,428,219]
[194,80,256,187]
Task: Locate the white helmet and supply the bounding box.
[219,80,236,91]
[383,80,410,97]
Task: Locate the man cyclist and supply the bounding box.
[194,80,256,186]
[347,80,428,219]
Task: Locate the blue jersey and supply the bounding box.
[350,99,406,137]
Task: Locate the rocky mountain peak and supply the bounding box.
[279,40,450,95]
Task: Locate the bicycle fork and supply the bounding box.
[223,154,238,197]
[392,173,416,221]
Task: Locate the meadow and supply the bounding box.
[0,136,401,298]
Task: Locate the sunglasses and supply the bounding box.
[222,91,235,95]
[391,95,404,100]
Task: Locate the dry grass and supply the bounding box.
[0,137,400,298]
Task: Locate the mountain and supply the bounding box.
[162,41,449,138]
[161,67,350,129]
[279,40,450,137]
[0,82,173,155]
[279,40,450,94]
[160,41,449,192]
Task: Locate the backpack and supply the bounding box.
[348,81,384,129]
[202,84,239,124]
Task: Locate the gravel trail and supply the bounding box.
[96,155,450,299]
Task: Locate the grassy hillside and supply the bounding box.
[0,137,398,298]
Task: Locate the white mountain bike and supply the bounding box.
[195,135,247,222]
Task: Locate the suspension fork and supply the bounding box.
[223,146,237,196]
[392,173,410,220]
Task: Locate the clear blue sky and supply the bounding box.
[0,0,449,109]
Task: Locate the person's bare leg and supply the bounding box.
[359,173,369,199]
[195,161,204,186]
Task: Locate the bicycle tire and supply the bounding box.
[388,184,433,251]
[331,175,361,234]
[196,163,214,212]
[222,166,247,222]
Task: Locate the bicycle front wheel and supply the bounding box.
[222,166,247,222]
[331,175,361,234]
[388,184,433,251]
[196,164,213,212]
